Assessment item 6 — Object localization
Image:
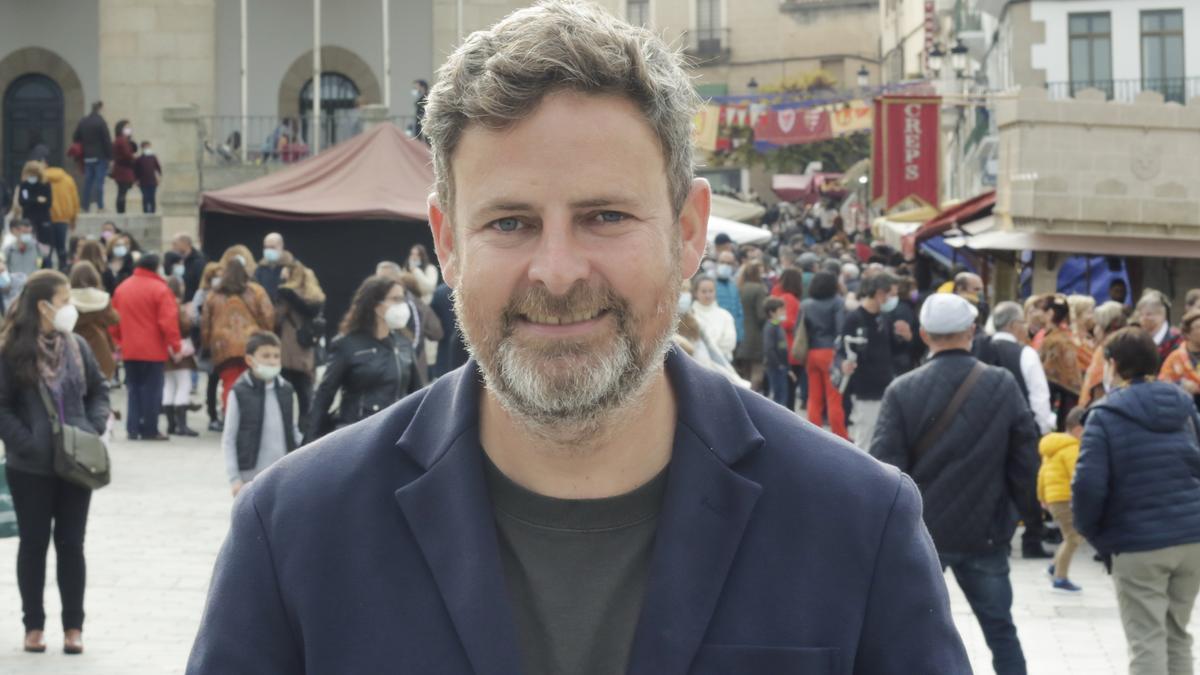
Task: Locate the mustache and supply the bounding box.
[503,282,627,326]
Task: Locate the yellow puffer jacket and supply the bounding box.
[44,167,79,226]
[1037,432,1080,504]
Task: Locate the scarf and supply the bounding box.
[37,331,85,402]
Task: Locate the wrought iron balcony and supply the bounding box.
[684,28,731,64]
[1045,77,1200,104]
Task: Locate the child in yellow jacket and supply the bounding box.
[1038,406,1086,592]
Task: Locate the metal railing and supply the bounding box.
[1045,77,1200,104]
[684,27,731,62]
[198,113,417,167]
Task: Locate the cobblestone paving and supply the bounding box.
[0,409,1185,673]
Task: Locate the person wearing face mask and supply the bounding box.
[162,276,199,437]
[839,272,912,448]
[5,219,41,299]
[307,275,417,442]
[200,254,275,411]
[110,120,138,215]
[133,141,162,214]
[1074,327,1200,675]
[0,269,110,655]
[254,232,293,302]
[102,233,136,294]
[16,163,52,253]
[68,261,120,384]
[191,263,224,431]
[711,250,744,349]
[222,331,302,498]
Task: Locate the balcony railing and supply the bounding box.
[778,0,875,11]
[684,27,731,63]
[1045,77,1200,104]
[198,113,416,167]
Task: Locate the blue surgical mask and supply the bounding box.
[263,248,281,263]
[18,233,33,245]
[113,245,128,258]
[716,264,734,280]
[25,177,37,184]
[0,272,10,289]
[172,264,185,278]
[882,296,899,313]
[677,292,693,315]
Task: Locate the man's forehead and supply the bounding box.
[452,91,670,218]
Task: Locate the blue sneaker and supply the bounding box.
[1052,578,1082,593]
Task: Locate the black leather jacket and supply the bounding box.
[308,331,416,441]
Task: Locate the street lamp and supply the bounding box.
[950,39,969,78]
[928,44,945,77]
[856,65,870,89]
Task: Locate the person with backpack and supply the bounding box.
[200,253,274,410]
[274,253,325,419]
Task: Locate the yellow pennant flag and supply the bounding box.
[830,100,873,136]
[693,104,721,152]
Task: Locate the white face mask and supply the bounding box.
[123,127,133,137]
[253,363,281,381]
[211,276,222,289]
[411,88,420,98]
[172,264,185,278]
[384,301,411,330]
[25,176,38,184]
[677,292,693,315]
[113,245,128,258]
[18,233,34,245]
[48,302,79,334]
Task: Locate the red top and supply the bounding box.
[771,286,803,366]
[111,137,137,184]
[110,268,182,362]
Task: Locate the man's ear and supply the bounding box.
[677,178,711,279]
[428,193,458,288]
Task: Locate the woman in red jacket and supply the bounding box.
[110,120,137,214]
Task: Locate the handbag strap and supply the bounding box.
[36,384,62,435]
[909,361,987,470]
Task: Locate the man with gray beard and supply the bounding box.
[187,2,968,673]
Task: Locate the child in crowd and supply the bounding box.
[762,297,790,407]
[4,218,40,300]
[222,331,301,497]
[1038,406,1086,592]
[164,276,199,437]
[133,141,162,214]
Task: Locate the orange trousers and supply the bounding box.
[806,348,848,439]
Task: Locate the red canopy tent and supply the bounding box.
[200,123,438,338]
[201,123,433,221]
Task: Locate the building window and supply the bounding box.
[695,0,722,54]
[299,72,360,146]
[1141,10,1185,103]
[627,0,649,26]
[1068,13,1112,98]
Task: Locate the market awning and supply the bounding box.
[710,194,766,224]
[913,190,995,242]
[708,215,772,246]
[949,229,1200,259]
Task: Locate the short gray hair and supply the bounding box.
[424,0,700,219]
[992,301,1024,333]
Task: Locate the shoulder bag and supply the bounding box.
[908,361,987,471]
[789,307,810,364]
[38,385,110,490]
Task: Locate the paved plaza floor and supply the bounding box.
[0,409,1185,674]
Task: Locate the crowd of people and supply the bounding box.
[0,226,469,654]
[676,218,1200,674]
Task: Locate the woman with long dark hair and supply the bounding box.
[307,275,417,442]
[110,120,137,214]
[801,271,848,438]
[0,270,109,655]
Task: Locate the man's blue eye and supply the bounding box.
[597,212,625,223]
[494,218,521,232]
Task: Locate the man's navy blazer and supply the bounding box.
[187,349,969,674]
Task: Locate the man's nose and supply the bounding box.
[527,219,590,296]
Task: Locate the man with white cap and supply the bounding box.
[870,292,1040,675]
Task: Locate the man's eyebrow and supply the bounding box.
[471,196,640,218]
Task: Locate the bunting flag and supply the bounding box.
[753,107,833,148]
[829,100,873,136]
[692,104,721,152]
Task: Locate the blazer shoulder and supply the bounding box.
[735,388,903,505]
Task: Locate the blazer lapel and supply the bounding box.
[626,351,765,675]
[393,364,523,675]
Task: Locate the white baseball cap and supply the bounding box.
[920,293,978,334]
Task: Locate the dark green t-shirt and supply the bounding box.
[483,453,669,675]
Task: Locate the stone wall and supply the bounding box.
[995,87,1200,239]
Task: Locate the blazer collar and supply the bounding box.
[395,348,765,472]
